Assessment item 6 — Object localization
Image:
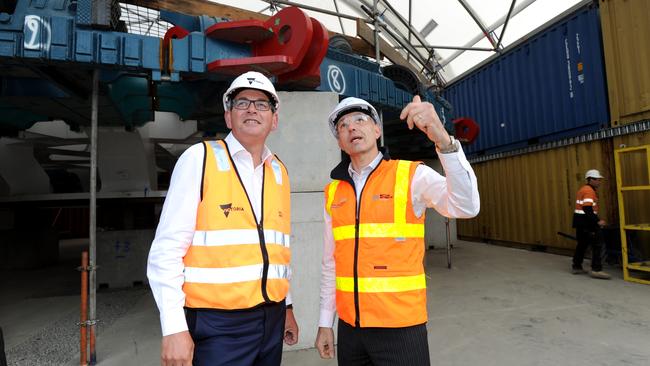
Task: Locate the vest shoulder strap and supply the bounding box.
[325,180,341,216]
[205,140,231,172]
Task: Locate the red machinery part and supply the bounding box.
[205,19,274,44]
[206,7,321,79]
[162,26,190,72]
[163,26,190,46]
[278,17,329,87]
[453,117,480,143]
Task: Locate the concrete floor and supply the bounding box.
[2,240,650,366]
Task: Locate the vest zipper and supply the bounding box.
[257,221,271,303]
[353,202,361,328]
[257,167,271,303]
[223,142,271,303]
[351,160,383,328]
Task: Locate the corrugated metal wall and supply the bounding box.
[458,139,617,250]
[444,3,609,156]
[600,0,650,125]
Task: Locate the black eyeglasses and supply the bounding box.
[232,98,273,111]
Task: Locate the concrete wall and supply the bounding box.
[97,229,154,288]
[267,92,341,192]
[267,91,340,350]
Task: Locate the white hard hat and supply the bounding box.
[585,169,604,179]
[327,97,381,137]
[222,71,279,111]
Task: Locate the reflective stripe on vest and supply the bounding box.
[183,140,291,310]
[574,184,598,215]
[208,140,231,171]
[271,159,283,185]
[326,159,427,328]
[336,273,426,293]
[325,180,340,216]
[184,264,290,284]
[192,229,290,247]
[332,223,425,240]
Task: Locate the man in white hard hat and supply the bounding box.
[572,169,610,279]
[148,71,298,366]
[314,95,480,365]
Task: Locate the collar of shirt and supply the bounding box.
[347,152,383,181]
[224,132,273,168]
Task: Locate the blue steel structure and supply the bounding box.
[443,3,610,156]
[318,48,454,156]
[0,0,451,158]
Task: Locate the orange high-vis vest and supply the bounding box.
[574,184,598,215]
[325,159,427,328]
[183,140,291,310]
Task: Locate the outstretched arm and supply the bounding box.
[400,95,480,218]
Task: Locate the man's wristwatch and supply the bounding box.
[437,135,459,154]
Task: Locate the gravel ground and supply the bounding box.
[6,287,149,366]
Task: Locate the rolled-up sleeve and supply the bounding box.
[412,146,480,218]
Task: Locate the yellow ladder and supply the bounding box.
[614,144,650,285]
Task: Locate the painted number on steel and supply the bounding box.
[327,65,346,94]
[24,15,51,51]
[114,240,131,259]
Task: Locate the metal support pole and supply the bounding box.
[88,68,99,365]
[261,0,364,21]
[457,0,497,48]
[495,0,517,50]
[373,0,381,65]
[0,325,6,366]
[407,0,412,62]
[80,251,88,366]
[440,0,537,68]
[332,0,345,34]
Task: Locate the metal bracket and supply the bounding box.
[77,319,100,327]
[77,265,100,272]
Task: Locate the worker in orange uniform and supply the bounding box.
[147,71,298,366]
[314,96,480,365]
[572,169,610,279]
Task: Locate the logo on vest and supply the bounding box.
[372,194,393,201]
[219,203,244,218]
[331,198,348,209]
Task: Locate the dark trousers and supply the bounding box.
[573,227,603,271]
[186,302,286,366]
[337,319,430,366]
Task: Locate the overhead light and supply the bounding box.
[420,19,438,38]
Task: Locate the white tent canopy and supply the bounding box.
[211,0,583,83]
[121,0,584,85]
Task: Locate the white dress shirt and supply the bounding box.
[147,132,292,336]
[318,146,480,328]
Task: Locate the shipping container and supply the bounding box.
[457,139,617,251]
[444,2,609,156]
[600,0,650,126]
